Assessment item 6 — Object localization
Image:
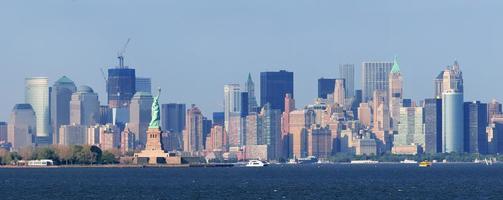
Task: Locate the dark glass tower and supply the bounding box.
[260,70,293,112]
[107,67,136,108]
[424,98,442,154]
[317,78,336,99]
[160,103,186,133]
[463,101,488,154]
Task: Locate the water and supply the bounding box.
[0,164,502,199]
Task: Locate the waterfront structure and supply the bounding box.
[25,77,50,144]
[361,61,393,102]
[333,79,346,107]
[463,101,488,154]
[317,78,336,99]
[183,105,204,154]
[488,99,502,123]
[7,104,35,151]
[70,86,100,126]
[245,73,258,113]
[394,106,425,149]
[260,70,294,112]
[59,124,87,145]
[161,103,186,133]
[50,76,77,144]
[423,98,442,153]
[135,77,151,93]
[388,57,403,130]
[129,92,153,147]
[339,64,355,98]
[0,122,7,143]
[442,91,464,153]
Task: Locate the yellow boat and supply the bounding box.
[419,161,432,167]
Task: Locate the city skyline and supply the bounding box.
[2,0,503,121]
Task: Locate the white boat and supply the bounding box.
[246,160,268,167]
[28,159,54,166]
[350,160,379,164]
[400,159,418,164]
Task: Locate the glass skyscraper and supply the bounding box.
[25,77,50,144]
[442,91,464,153]
[107,67,136,108]
[50,76,76,145]
[260,70,294,112]
[317,78,336,99]
[424,98,442,154]
[339,64,355,98]
[161,103,186,133]
[361,62,393,102]
[135,77,151,93]
[463,101,488,154]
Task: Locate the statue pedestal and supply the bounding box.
[134,128,181,165]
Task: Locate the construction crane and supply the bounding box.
[117,38,131,68]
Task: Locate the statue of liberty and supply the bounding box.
[149,88,161,128]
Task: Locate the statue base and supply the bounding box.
[134,128,181,165]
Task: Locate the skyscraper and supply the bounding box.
[245,73,258,113]
[70,86,100,126]
[394,106,425,149]
[488,99,502,123]
[183,105,204,153]
[224,84,241,134]
[463,101,488,154]
[289,109,316,158]
[259,104,282,160]
[0,122,7,143]
[372,90,390,132]
[281,94,295,158]
[25,77,50,144]
[135,77,152,93]
[442,91,464,153]
[129,92,153,147]
[161,103,186,133]
[388,57,403,130]
[212,112,224,127]
[107,66,136,108]
[317,78,336,99]
[333,79,346,106]
[362,61,393,102]
[8,104,36,151]
[59,124,87,145]
[423,98,442,154]
[50,76,77,144]
[260,70,294,112]
[339,64,355,98]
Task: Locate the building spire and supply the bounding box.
[391,56,400,74]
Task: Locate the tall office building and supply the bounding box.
[8,104,36,151]
[436,61,464,98]
[442,91,464,153]
[423,98,442,153]
[135,77,151,93]
[339,64,355,98]
[25,77,50,144]
[59,124,87,145]
[281,94,295,158]
[99,105,113,125]
[333,79,346,106]
[224,84,241,133]
[372,90,390,132]
[260,70,294,112]
[70,86,100,126]
[259,104,282,159]
[289,109,316,158]
[463,101,488,154]
[161,103,186,133]
[358,103,372,127]
[107,65,136,108]
[361,61,393,102]
[488,99,502,123]
[389,57,403,130]
[129,92,153,147]
[394,106,425,148]
[0,122,7,143]
[183,105,204,153]
[212,112,224,127]
[245,73,258,113]
[241,92,249,117]
[317,78,336,99]
[50,76,77,144]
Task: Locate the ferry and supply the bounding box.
[350,160,379,164]
[400,159,418,164]
[246,160,268,167]
[419,161,432,167]
[28,159,54,166]
[288,156,319,164]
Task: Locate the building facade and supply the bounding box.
[260,70,294,112]
[25,77,50,144]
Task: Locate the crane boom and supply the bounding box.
[117,38,131,68]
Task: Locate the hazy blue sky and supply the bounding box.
[1,0,502,121]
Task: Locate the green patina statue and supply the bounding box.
[149,88,161,128]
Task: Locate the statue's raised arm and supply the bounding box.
[149,88,161,129]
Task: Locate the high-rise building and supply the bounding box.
[488,99,502,123]
[463,101,488,154]
[442,91,464,153]
[245,73,258,113]
[107,66,136,108]
[259,104,282,160]
[281,94,295,158]
[8,104,36,151]
[289,109,316,158]
[487,117,503,154]
[70,86,100,126]
[99,105,113,125]
[339,64,355,98]
[246,113,261,146]
[129,92,153,147]
[307,125,331,158]
[240,92,249,117]
[161,103,186,133]
[0,122,7,143]
[394,106,425,149]
[205,125,227,152]
[441,61,464,94]
[25,77,50,144]
[361,61,393,102]
[317,78,336,99]
[59,124,87,145]
[99,124,121,151]
[260,70,294,112]
[423,98,442,154]
[333,79,346,106]
[358,103,372,128]
[183,105,204,153]
[202,117,213,148]
[135,77,151,93]
[388,57,403,130]
[372,90,390,132]
[212,112,224,127]
[224,84,241,133]
[50,76,77,145]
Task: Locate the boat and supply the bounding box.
[400,159,418,164]
[297,156,318,164]
[246,160,268,167]
[419,161,432,167]
[28,159,54,166]
[350,160,379,164]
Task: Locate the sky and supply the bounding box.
[1,0,502,121]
